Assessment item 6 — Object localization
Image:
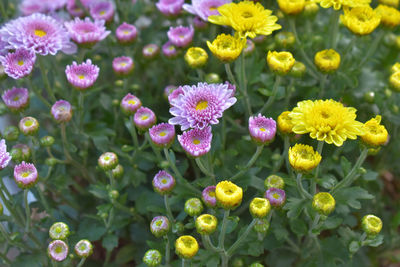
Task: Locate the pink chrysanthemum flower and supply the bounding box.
[178,126,212,157]
[169,82,236,130]
[152,170,176,195]
[112,56,134,76]
[265,188,286,208]
[48,240,69,262]
[193,16,208,30]
[64,17,110,46]
[14,161,38,189]
[248,114,276,145]
[133,107,156,130]
[183,0,231,21]
[202,185,217,207]
[2,87,29,112]
[120,93,142,115]
[149,123,176,147]
[0,139,12,170]
[66,0,92,17]
[162,41,179,59]
[0,49,36,79]
[167,26,194,48]
[0,13,76,56]
[51,100,72,123]
[90,1,115,22]
[142,44,160,59]
[164,85,177,99]
[65,59,99,90]
[168,87,184,106]
[116,23,137,44]
[20,0,67,15]
[156,0,184,16]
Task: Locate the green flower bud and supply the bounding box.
[45,158,59,166]
[150,216,170,238]
[195,214,218,235]
[115,80,124,87]
[384,88,392,98]
[205,73,222,84]
[173,222,185,234]
[108,190,119,200]
[275,31,295,48]
[143,249,162,266]
[363,91,375,103]
[11,144,31,163]
[264,174,285,190]
[40,136,55,147]
[184,198,203,217]
[3,126,19,141]
[253,218,270,234]
[384,32,397,47]
[250,263,264,267]
[74,240,93,258]
[10,147,23,163]
[98,152,118,171]
[312,192,335,216]
[49,222,70,240]
[111,164,124,179]
[250,198,271,218]
[160,160,170,169]
[361,215,382,236]
[232,258,245,267]
[289,61,306,78]
[112,99,120,107]
[19,117,39,136]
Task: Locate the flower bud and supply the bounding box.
[264,188,286,208]
[184,198,203,217]
[142,44,160,59]
[303,1,319,16]
[51,100,72,123]
[267,51,295,75]
[184,47,208,68]
[216,181,243,210]
[277,0,305,15]
[248,114,276,145]
[3,126,19,141]
[98,152,118,171]
[232,258,245,267]
[173,221,185,235]
[14,161,38,189]
[152,170,175,195]
[202,186,217,207]
[143,249,162,266]
[195,214,218,235]
[149,123,175,148]
[288,143,321,173]
[150,216,170,238]
[2,87,29,112]
[113,56,134,76]
[116,23,137,45]
[275,32,296,48]
[254,218,270,234]
[205,73,222,84]
[49,222,70,240]
[74,239,93,258]
[19,116,39,136]
[264,175,285,190]
[48,240,69,262]
[111,164,124,179]
[289,61,306,78]
[108,190,119,200]
[133,107,156,131]
[120,93,142,116]
[40,136,55,147]
[250,197,271,218]
[250,263,264,267]
[389,72,400,92]
[312,192,335,216]
[314,49,341,73]
[175,235,199,259]
[11,144,31,162]
[361,115,388,147]
[363,91,375,103]
[45,158,59,166]
[277,111,294,134]
[361,214,382,236]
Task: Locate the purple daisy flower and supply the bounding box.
[152,170,176,195]
[133,107,156,130]
[178,126,212,157]
[193,16,208,30]
[169,82,237,130]
[66,0,86,17]
[168,87,184,106]
[64,17,110,46]
[156,0,184,17]
[116,22,138,44]
[142,44,159,59]
[120,93,142,115]
[19,117,39,136]
[14,161,38,189]
[0,13,76,56]
[65,59,99,90]
[112,56,134,76]
[164,85,177,99]
[48,240,69,262]
[90,1,115,22]
[162,41,179,59]
[265,188,286,208]
[167,26,194,48]
[149,123,176,148]
[202,185,216,207]
[150,216,171,237]
[0,49,36,80]
[2,87,29,112]
[20,0,67,15]
[183,0,231,21]
[0,139,12,170]
[248,114,276,145]
[51,100,72,123]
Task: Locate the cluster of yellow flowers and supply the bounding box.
[390,62,400,92]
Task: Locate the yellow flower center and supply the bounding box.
[104,156,110,161]
[141,115,149,120]
[22,172,30,178]
[159,131,166,137]
[182,237,195,248]
[54,246,63,254]
[208,191,215,197]
[99,10,106,15]
[78,75,85,80]
[259,127,266,132]
[241,11,254,18]
[272,193,280,199]
[196,100,208,110]
[192,139,201,145]
[24,120,33,127]
[368,217,380,228]
[120,62,127,67]
[13,95,20,101]
[17,60,24,66]
[209,6,217,11]
[161,178,168,184]
[128,100,136,105]
[34,29,47,37]
[123,30,130,35]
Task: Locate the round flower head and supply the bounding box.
[341,6,381,35]
[120,93,142,115]
[162,41,179,59]
[116,23,138,44]
[379,0,399,7]
[49,222,70,240]
[215,180,243,209]
[168,87,184,105]
[0,13,75,56]
[65,59,100,90]
[156,0,184,16]
[391,62,400,74]
[150,216,171,238]
[196,214,218,235]
[0,49,36,80]
[90,1,115,22]
[112,56,134,76]
[142,44,160,59]
[143,249,162,266]
[202,185,217,207]
[152,170,176,195]
[184,198,204,216]
[11,144,31,163]
[64,17,111,47]
[169,82,237,130]
[74,239,93,258]
[207,33,246,63]
[289,99,365,146]
[167,26,194,48]
[250,197,271,218]
[265,188,286,208]
[264,174,285,189]
[312,192,335,216]
[133,107,157,130]
[183,0,232,21]
[178,126,212,157]
[277,111,294,134]
[277,0,305,15]
[184,47,208,68]
[51,100,72,123]
[14,161,38,189]
[362,214,383,236]
[316,0,371,10]
[149,123,176,148]
[248,114,276,145]
[40,136,55,147]
[275,32,296,48]
[164,85,177,98]
[20,0,67,14]
[254,218,270,234]
[2,87,29,112]
[48,240,68,262]
[288,144,321,172]
[290,61,306,78]
[98,152,118,171]
[314,49,341,73]
[361,115,388,147]
[375,4,400,28]
[208,1,282,39]
[19,116,39,136]
[66,0,85,17]
[390,71,400,92]
[111,164,124,179]
[3,126,19,142]
[267,51,295,75]
[175,235,199,259]
[0,139,11,170]
[244,39,255,56]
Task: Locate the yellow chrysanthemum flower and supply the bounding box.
[376,4,400,27]
[314,49,341,73]
[288,143,322,172]
[361,115,388,147]
[304,1,319,16]
[315,0,370,10]
[184,47,208,68]
[289,99,365,146]
[362,215,383,236]
[379,0,399,7]
[249,197,271,218]
[391,62,400,74]
[389,71,400,91]
[206,34,246,63]
[175,235,199,259]
[312,192,335,216]
[277,0,306,15]
[277,111,294,134]
[208,1,282,39]
[267,51,296,75]
[195,214,218,235]
[215,181,243,209]
[340,6,381,35]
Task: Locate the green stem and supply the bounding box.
[128,117,139,148]
[203,235,220,252]
[0,189,24,227]
[78,92,85,132]
[181,259,186,267]
[26,76,51,108]
[273,135,289,172]
[318,74,328,99]
[229,145,264,181]
[357,30,385,68]
[164,194,174,223]
[38,57,56,102]
[0,223,11,245]
[195,157,215,183]
[329,10,341,49]
[35,184,51,215]
[227,219,257,257]
[239,53,252,117]
[145,132,163,163]
[224,63,238,86]
[24,189,31,232]
[77,258,86,267]
[258,75,282,114]
[218,209,230,249]
[164,235,171,267]
[312,141,324,195]
[296,173,312,199]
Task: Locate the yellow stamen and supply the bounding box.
[196,100,208,111]
[159,131,166,137]
[192,139,201,145]
[78,75,85,80]
[128,100,136,105]
[34,29,47,37]
[17,60,24,66]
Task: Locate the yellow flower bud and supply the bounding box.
[195,214,218,235]
[277,0,305,15]
[267,51,295,75]
[312,192,335,216]
[289,61,306,78]
[215,181,243,209]
[207,34,246,63]
[277,111,294,134]
[314,49,341,73]
[379,0,399,8]
[361,214,383,236]
[375,4,400,28]
[340,6,381,36]
[303,1,319,16]
[175,235,199,259]
[184,47,208,68]
[288,144,322,173]
[361,115,388,147]
[264,174,285,189]
[391,62,400,74]
[249,198,271,218]
[389,71,400,92]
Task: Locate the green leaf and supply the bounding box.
[364,235,384,247]
[322,216,343,230]
[115,244,136,265]
[340,156,352,177]
[102,234,119,251]
[319,175,337,189]
[348,240,360,254]
[77,219,107,241]
[362,170,378,181]
[290,218,307,236]
[88,184,108,200]
[226,216,240,234]
[284,198,309,218]
[335,187,374,209]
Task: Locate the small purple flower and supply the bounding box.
[20,0,67,15]
[142,44,160,59]
[65,59,99,90]
[152,170,176,195]
[19,117,39,136]
[156,0,184,16]
[64,17,110,46]
[202,185,216,207]
[0,139,12,170]
[90,1,115,22]
[168,87,184,106]
[149,123,176,148]
[248,114,276,145]
[164,85,177,99]
[66,0,85,17]
[162,41,179,59]
[120,93,142,115]
[112,56,134,76]
[167,26,194,48]
[0,49,36,80]
[116,23,138,44]
[193,16,208,30]
[48,240,69,262]
[178,126,212,157]
[150,216,171,237]
[2,87,29,112]
[169,82,237,131]
[133,107,156,130]
[51,100,72,123]
[265,188,286,208]
[14,161,38,189]
[183,0,231,21]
